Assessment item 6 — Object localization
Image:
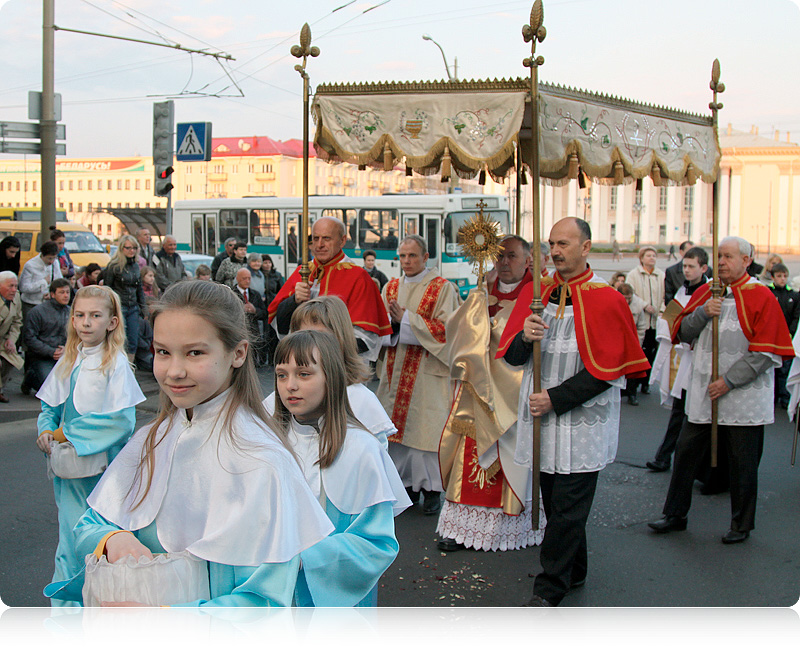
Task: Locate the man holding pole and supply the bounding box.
[498,217,649,607]
[648,236,794,543]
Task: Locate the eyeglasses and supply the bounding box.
[122,245,137,251]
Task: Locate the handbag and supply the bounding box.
[47,440,107,479]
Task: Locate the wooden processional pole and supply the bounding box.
[523,1,546,530]
[709,59,725,466]
[291,24,320,286]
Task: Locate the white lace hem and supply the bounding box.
[436,498,546,552]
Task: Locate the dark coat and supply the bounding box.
[103,257,146,311]
[23,298,69,360]
[264,269,284,308]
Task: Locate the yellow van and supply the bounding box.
[0,210,111,270]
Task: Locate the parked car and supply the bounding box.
[179,253,214,278]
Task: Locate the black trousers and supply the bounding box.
[533,470,599,605]
[663,421,764,532]
[653,393,686,466]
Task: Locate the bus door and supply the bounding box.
[191,212,218,256]
[423,214,440,269]
[283,211,318,276]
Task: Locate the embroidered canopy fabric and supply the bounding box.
[312,80,720,185]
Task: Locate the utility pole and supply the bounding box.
[41,0,57,241]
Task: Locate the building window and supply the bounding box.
[231,165,238,173]
[107,224,112,235]
[610,187,617,211]
[135,180,140,190]
[186,165,191,174]
[145,179,150,190]
[78,180,83,190]
[684,186,694,212]
[659,187,668,211]
[248,164,254,173]
[107,180,112,190]
[87,202,92,211]
[59,180,64,191]
[186,184,192,193]
[88,180,93,190]
[125,180,130,190]
[69,180,73,190]
[33,181,37,191]
[135,202,140,208]
[77,203,82,212]
[69,202,74,211]
[261,163,273,173]
[117,180,122,190]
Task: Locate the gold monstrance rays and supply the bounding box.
[458,200,503,288]
[291,23,320,285]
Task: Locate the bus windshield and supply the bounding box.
[443,210,511,257]
[64,230,106,254]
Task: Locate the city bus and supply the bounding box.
[172,193,511,298]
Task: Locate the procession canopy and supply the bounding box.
[312,78,720,186]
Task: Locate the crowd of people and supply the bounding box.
[1,218,797,608]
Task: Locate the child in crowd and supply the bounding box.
[769,263,799,408]
[273,330,409,606]
[35,285,145,606]
[44,280,332,607]
[195,264,212,280]
[618,282,648,405]
[263,295,395,448]
[77,263,102,288]
[140,265,160,302]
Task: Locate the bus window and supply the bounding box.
[64,231,105,254]
[219,209,249,245]
[251,209,280,245]
[0,231,32,252]
[443,210,511,256]
[358,209,398,249]
[322,209,356,249]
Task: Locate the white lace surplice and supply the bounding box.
[514,302,624,474]
[686,290,780,426]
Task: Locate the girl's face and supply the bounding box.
[72,296,118,348]
[122,240,138,259]
[5,246,19,259]
[89,269,101,283]
[275,350,326,424]
[153,310,247,417]
[262,258,272,273]
[612,276,624,289]
[54,236,65,251]
[143,271,155,286]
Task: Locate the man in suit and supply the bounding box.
[234,267,266,366]
[663,240,694,305]
[0,271,24,403]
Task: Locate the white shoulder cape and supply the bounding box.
[37,345,145,415]
[87,390,334,566]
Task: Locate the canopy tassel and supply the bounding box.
[614,160,624,185]
[568,153,579,179]
[383,141,393,171]
[441,144,452,181]
[651,162,662,187]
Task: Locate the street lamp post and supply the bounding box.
[422,34,457,81]
[632,190,643,245]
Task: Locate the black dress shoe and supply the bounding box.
[522,594,553,607]
[648,516,688,533]
[641,384,650,395]
[437,538,466,552]
[721,529,749,544]
[646,460,670,472]
[628,394,639,406]
[19,382,30,396]
[0,392,8,403]
[421,490,442,515]
[405,487,420,504]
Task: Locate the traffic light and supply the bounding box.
[152,100,174,197]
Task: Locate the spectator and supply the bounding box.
[0,236,21,275]
[759,253,783,285]
[618,282,648,405]
[195,264,212,281]
[262,254,283,364]
[21,278,71,394]
[215,241,248,287]
[663,240,694,305]
[135,228,157,267]
[103,234,146,363]
[77,263,102,288]
[362,249,388,291]
[626,245,665,396]
[141,265,160,302]
[246,252,266,298]
[610,271,626,290]
[19,240,62,324]
[210,237,237,279]
[49,228,75,279]
[747,244,764,277]
[769,262,799,409]
[0,271,24,403]
[154,235,186,291]
[233,267,266,366]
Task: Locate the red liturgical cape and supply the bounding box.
[496,266,650,380]
[669,273,794,359]
[267,250,392,336]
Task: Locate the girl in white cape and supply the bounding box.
[45,280,332,607]
[36,285,145,607]
[273,330,410,606]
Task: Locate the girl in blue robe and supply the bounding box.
[273,330,411,607]
[45,280,333,607]
[36,285,145,607]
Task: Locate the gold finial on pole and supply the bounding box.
[522,0,546,530]
[291,23,320,286]
[458,200,502,289]
[709,58,724,467]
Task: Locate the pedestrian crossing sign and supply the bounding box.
[176,122,212,161]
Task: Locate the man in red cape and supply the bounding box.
[268,217,391,359]
[648,236,794,544]
[498,217,649,607]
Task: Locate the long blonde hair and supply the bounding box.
[58,285,127,379]
[106,234,139,274]
[130,280,285,509]
[273,330,365,469]
[290,296,371,385]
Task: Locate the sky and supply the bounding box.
[1,0,800,159]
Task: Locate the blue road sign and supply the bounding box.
[176,122,212,161]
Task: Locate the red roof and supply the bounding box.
[211,136,316,158]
